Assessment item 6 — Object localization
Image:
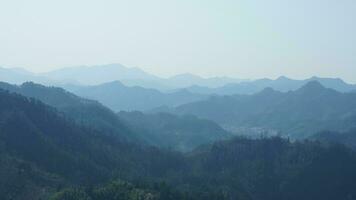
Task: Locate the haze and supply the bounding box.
[1,0,355,82]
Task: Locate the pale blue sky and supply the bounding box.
[0,0,355,82]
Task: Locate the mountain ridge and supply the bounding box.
[166,81,356,138]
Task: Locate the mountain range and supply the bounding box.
[0,81,227,151]
[1,64,355,95]
[67,81,208,111]
[185,76,356,95]
[0,64,244,90]
[163,81,356,138]
[1,88,356,199]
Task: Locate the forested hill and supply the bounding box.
[118,111,231,152]
[312,129,356,150]
[0,81,135,140]
[0,89,185,199]
[172,81,356,138]
[185,136,356,200]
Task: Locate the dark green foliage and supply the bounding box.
[280,145,356,200]
[51,180,232,200]
[49,137,356,200]
[312,129,356,150]
[184,137,356,200]
[50,188,91,200]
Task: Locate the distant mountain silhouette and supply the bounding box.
[166,73,244,88]
[0,66,52,84]
[2,64,355,93]
[68,81,208,111]
[1,64,245,89]
[42,63,160,85]
[168,81,356,138]
[44,65,245,89]
[186,76,356,95]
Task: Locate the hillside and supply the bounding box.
[185,137,356,200]
[0,89,185,199]
[312,129,356,150]
[118,111,231,152]
[173,81,356,138]
[69,81,207,111]
[0,81,136,140]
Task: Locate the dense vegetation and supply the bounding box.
[43,137,356,200]
[312,129,356,150]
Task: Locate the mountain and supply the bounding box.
[0,81,135,140]
[186,76,356,95]
[1,88,356,199]
[3,64,355,93]
[166,73,244,88]
[69,81,208,111]
[169,81,356,138]
[43,64,245,90]
[0,67,51,85]
[1,64,245,90]
[117,111,231,152]
[42,63,160,86]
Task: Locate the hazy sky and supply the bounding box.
[1,0,355,82]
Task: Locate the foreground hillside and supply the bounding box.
[0,89,185,199]
[312,129,356,150]
[0,81,135,140]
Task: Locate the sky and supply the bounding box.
[0,0,355,82]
